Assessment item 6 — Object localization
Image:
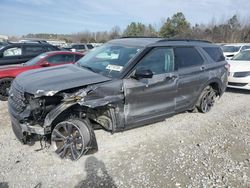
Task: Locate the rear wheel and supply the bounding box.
[197,86,217,113]
[0,78,13,101]
[51,119,92,160]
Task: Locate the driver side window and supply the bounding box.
[136,47,175,75]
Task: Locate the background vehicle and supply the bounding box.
[0,42,60,66]
[8,38,228,160]
[228,50,250,90]
[0,41,9,48]
[0,51,83,100]
[222,43,250,59]
[70,43,94,54]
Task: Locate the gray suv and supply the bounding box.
[8,38,228,160]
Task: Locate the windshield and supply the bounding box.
[25,53,47,66]
[232,50,250,61]
[77,43,141,78]
[222,46,241,53]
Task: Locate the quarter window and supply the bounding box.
[175,47,203,68]
[136,47,175,75]
[3,47,22,57]
[203,47,225,62]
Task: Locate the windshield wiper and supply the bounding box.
[80,65,97,73]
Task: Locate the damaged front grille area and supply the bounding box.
[9,81,27,113]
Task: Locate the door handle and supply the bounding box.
[165,74,177,80]
[200,66,206,71]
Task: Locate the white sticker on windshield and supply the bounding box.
[106,64,123,72]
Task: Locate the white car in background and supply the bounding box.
[228,50,250,90]
[222,43,250,59]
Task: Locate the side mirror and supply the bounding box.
[134,69,153,79]
[0,52,3,58]
[40,61,50,67]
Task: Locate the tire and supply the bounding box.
[196,86,217,113]
[0,78,13,101]
[51,118,94,160]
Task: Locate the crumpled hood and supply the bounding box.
[15,64,111,96]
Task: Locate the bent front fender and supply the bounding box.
[43,101,78,131]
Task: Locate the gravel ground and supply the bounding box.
[0,88,250,188]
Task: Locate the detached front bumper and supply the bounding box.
[9,113,49,143]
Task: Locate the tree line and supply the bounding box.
[23,12,250,43]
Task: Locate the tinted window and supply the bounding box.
[175,47,203,68]
[203,47,225,62]
[46,54,74,64]
[75,54,83,61]
[87,44,94,49]
[78,45,86,49]
[46,46,59,51]
[24,46,44,55]
[241,45,250,51]
[3,47,22,57]
[136,48,175,75]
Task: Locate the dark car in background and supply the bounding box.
[0,51,83,100]
[8,38,228,160]
[0,42,60,66]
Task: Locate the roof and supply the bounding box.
[108,37,216,48]
[108,38,163,47]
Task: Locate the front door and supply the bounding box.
[123,47,178,126]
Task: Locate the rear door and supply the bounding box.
[175,46,205,111]
[123,47,178,126]
[0,45,23,65]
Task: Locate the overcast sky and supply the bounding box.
[1,0,250,36]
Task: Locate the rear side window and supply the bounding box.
[203,47,225,62]
[175,47,203,68]
[3,47,22,57]
[24,46,44,55]
[46,54,74,64]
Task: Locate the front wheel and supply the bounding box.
[0,78,13,101]
[197,86,217,113]
[51,119,93,160]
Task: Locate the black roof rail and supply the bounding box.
[158,39,212,43]
[20,40,48,44]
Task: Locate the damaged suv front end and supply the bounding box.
[8,40,142,159]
